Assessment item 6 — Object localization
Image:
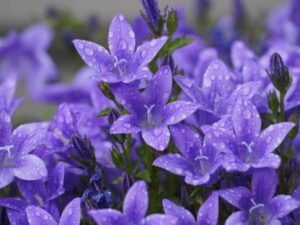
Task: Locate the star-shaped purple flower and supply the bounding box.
[219,169,299,224]
[73,13,167,84]
[110,66,198,151]
[89,181,177,225]
[0,110,48,188]
[153,123,223,186]
[202,97,295,172]
[25,197,81,225]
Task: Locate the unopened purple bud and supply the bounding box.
[107,109,120,126]
[270,52,285,75]
[122,172,134,194]
[88,14,101,31]
[141,0,160,28]
[161,55,175,73]
[196,0,210,17]
[233,0,245,21]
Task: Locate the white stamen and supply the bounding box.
[114,56,127,79]
[54,129,69,145]
[144,104,155,125]
[241,141,254,154]
[0,145,13,157]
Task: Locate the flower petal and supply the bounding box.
[0,197,27,211]
[59,198,81,225]
[163,199,196,225]
[134,36,167,66]
[17,180,46,205]
[13,154,47,181]
[110,115,141,134]
[185,173,210,186]
[0,110,12,143]
[7,209,29,225]
[260,122,295,153]
[269,195,299,219]
[252,153,281,169]
[26,205,57,225]
[233,97,261,140]
[48,163,65,201]
[197,192,219,225]
[225,211,249,225]
[89,209,126,225]
[163,101,198,125]
[73,39,114,73]
[0,167,14,188]
[123,181,148,224]
[142,214,177,225]
[142,126,170,151]
[218,187,252,210]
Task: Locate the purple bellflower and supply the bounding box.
[154,123,224,186]
[202,97,294,172]
[0,111,48,188]
[110,66,198,151]
[163,192,219,225]
[89,181,178,225]
[0,164,65,225]
[219,169,299,224]
[73,13,167,84]
[25,197,81,225]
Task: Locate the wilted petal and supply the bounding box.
[110,115,141,134]
[13,154,47,181]
[0,168,14,188]
[123,181,148,224]
[142,126,170,151]
[89,209,126,225]
[260,122,295,153]
[164,101,198,125]
[233,97,261,140]
[269,195,299,219]
[218,187,252,210]
[59,198,81,225]
[225,211,248,225]
[26,205,57,225]
[108,13,136,56]
[197,192,219,225]
[134,36,167,66]
[153,153,193,177]
[163,199,196,225]
[142,214,177,225]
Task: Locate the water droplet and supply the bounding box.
[150,39,157,47]
[119,15,125,21]
[119,40,127,50]
[85,48,94,56]
[129,31,134,38]
[203,78,212,87]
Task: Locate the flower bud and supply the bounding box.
[141,0,160,28]
[122,172,134,194]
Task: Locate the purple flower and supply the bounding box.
[89,181,177,225]
[0,111,48,188]
[25,198,81,225]
[73,13,167,84]
[219,169,299,224]
[0,164,65,225]
[154,124,223,186]
[110,66,198,151]
[202,97,294,172]
[163,192,219,225]
[0,24,56,97]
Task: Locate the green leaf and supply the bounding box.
[112,176,123,184]
[97,107,111,117]
[160,36,194,57]
[111,148,124,169]
[136,170,152,183]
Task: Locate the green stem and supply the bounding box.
[279,92,285,122]
[124,134,132,172]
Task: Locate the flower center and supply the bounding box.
[144,104,155,127]
[241,141,254,154]
[195,148,209,174]
[34,194,45,206]
[114,56,127,80]
[249,199,270,225]
[0,145,14,166]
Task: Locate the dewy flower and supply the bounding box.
[202,97,294,172]
[89,181,178,225]
[0,110,48,188]
[25,198,81,225]
[154,124,224,186]
[110,66,198,151]
[163,192,219,225]
[219,169,299,225]
[73,13,167,84]
[0,164,65,225]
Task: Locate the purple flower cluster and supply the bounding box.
[1,0,300,224]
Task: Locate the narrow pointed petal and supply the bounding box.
[269,195,299,219]
[26,205,57,225]
[108,13,135,55]
[197,192,219,225]
[260,122,295,153]
[252,169,278,203]
[123,181,148,223]
[13,154,47,181]
[110,115,141,134]
[73,39,114,73]
[163,199,196,225]
[164,101,198,125]
[0,197,27,211]
[89,209,126,225]
[134,36,167,66]
[142,126,170,151]
[218,187,252,210]
[233,97,261,140]
[0,168,14,188]
[59,198,81,225]
[153,153,193,177]
[225,211,248,225]
[142,214,177,225]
